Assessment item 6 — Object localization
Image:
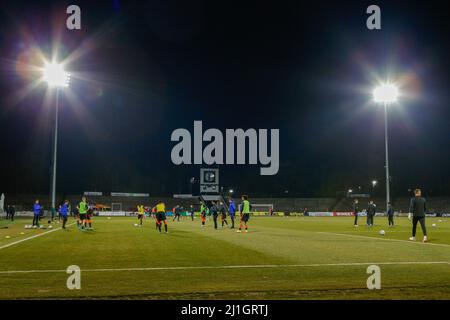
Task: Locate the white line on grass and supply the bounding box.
[0,222,76,251]
[316,231,450,248]
[0,261,449,274]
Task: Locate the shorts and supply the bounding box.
[241,213,250,222]
[79,213,87,220]
[138,213,144,219]
[156,212,166,221]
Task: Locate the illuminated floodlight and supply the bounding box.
[372,180,378,187]
[43,62,70,87]
[373,83,398,104]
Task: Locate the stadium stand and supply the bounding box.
[3,194,449,214]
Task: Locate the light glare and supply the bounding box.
[43,63,70,87]
[373,83,398,104]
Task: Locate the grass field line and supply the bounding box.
[0,261,449,274]
[0,222,76,250]
[316,231,450,248]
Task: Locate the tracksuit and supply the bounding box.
[353,203,360,225]
[32,203,41,226]
[367,203,376,226]
[60,203,69,228]
[410,196,427,237]
[228,201,236,228]
[387,205,394,226]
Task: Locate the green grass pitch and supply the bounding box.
[0,216,449,299]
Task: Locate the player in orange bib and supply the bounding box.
[200,202,207,227]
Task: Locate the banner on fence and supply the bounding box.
[84,191,103,196]
[110,192,149,197]
[333,212,354,216]
[307,212,334,217]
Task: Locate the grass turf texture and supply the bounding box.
[0,216,449,299]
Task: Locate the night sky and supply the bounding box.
[0,0,449,197]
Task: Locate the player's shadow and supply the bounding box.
[165,229,192,238]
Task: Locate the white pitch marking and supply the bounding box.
[0,261,449,274]
[0,222,76,250]
[316,231,450,248]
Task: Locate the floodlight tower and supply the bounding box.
[373,83,398,215]
[42,62,70,211]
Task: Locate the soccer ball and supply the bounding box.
[432,223,436,227]
[48,225,53,229]
[379,230,385,235]
[134,223,138,227]
[107,217,111,220]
